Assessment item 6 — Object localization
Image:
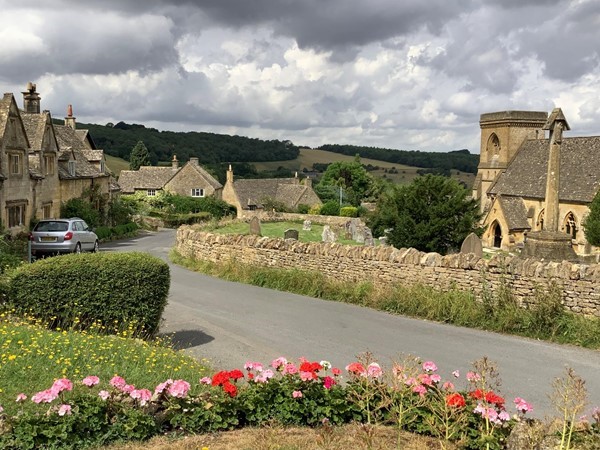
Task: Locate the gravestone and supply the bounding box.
[284,229,299,240]
[302,220,312,231]
[322,225,336,243]
[460,232,483,257]
[378,236,388,246]
[363,228,375,247]
[249,216,262,236]
[350,219,362,242]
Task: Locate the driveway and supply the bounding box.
[103,229,600,417]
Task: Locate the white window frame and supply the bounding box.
[147,189,156,197]
[191,188,205,197]
[7,204,26,228]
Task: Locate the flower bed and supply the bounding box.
[0,356,598,450]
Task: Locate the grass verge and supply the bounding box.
[170,250,600,349]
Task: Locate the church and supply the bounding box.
[472,110,600,256]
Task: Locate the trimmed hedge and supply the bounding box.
[7,252,170,337]
[95,222,139,241]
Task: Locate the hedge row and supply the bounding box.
[94,222,139,241]
[6,252,170,336]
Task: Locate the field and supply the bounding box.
[105,154,131,176]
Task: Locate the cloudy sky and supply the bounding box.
[1,0,599,153]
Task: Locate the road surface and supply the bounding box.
[103,229,600,417]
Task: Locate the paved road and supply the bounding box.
[103,229,600,417]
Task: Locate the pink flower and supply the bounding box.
[283,363,298,375]
[345,362,366,376]
[466,371,481,382]
[271,357,288,370]
[514,397,533,414]
[323,376,336,389]
[130,389,152,405]
[412,384,427,397]
[32,389,58,404]
[244,361,264,372]
[452,370,460,378]
[51,378,73,394]
[255,369,275,383]
[110,376,127,389]
[300,371,314,381]
[443,381,455,391]
[499,411,511,422]
[418,373,433,386]
[58,404,72,416]
[292,390,303,398]
[430,374,442,383]
[82,376,100,387]
[154,379,173,394]
[98,391,110,401]
[121,384,136,394]
[200,377,212,385]
[16,393,27,402]
[167,380,191,398]
[367,362,383,379]
[332,367,342,376]
[422,361,438,372]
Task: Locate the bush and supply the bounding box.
[161,212,212,227]
[308,204,322,215]
[296,204,310,214]
[60,197,102,228]
[320,200,340,216]
[6,252,169,337]
[340,206,359,217]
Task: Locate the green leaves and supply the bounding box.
[128,140,151,170]
[583,190,600,246]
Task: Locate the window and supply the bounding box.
[10,154,21,175]
[44,155,55,175]
[42,204,52,219]
[100,160,105,173]
[7,204,25,228]
[564,212,578,239]
[147,189,156,197]
[191,188,205,197]
[68,161,76,176]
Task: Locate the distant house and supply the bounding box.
[118,157,223,199]
[221,165,321,217]
[0,83,111,232]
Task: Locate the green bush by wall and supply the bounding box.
[7,252,170,337]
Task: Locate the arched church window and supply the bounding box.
[491,221,502,248]
[487,133,501,156]
[563,212,578,239]
[536,209,545,231]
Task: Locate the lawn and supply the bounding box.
[210,221,360,245]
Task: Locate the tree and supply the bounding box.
[129,140,151,170]
[583,190,600,246]
[317,156,374,206]
[367,174,482,255]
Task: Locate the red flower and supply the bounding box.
[212,371,230,386]
[228,369,244,381]
[470,389,484,400]
[247,373,254,380]
[300,361,322,373]
[346,362,366,375]
[446,393,466,408]
[485,391,505,407]
[332,367,341,376]
[222,381,237,397]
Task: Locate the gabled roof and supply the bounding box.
[118,166,179,193]
[80,149,104,162]
[21,111,52,151]
[54,124,91,152]
[57,148,105,179]
[489,136,600,203]
[0,93,30,149]
[497,196,530,230]
[275,183,310,207]
[75,129,97,149]
[233,178,299,207]
[186,162,222,190]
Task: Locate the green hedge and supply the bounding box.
[7,252,170,336]
[95,222,139,241]
[340,206,359,217]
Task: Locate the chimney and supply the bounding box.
[189,157,199,166]
[22,82,41,113]
[172,154,179,170]
[303,177,312,188]
[226,164,234,184]
[64,104,76,129]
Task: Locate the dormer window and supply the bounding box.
[10,154,22,175]
[44,155,55,175]
[68,161,76,176]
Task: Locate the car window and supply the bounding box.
[74,221,84,231]
[34,221,69,232]
[81,221,89,231]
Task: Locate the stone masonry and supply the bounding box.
[176,226,600,317]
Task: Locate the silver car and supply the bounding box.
[30,218,99,256]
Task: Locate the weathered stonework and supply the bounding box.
[176,226,600,317]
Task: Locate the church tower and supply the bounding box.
[473,110,547,213]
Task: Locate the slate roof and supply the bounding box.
[489,136,600,203]
[20,111,48,151]
[187,163,223,190]
[80,149,104,162]
[233,178,299,208]
[497,196,530,230]
[118,166,179,193]
[57,149,105,179]
[54,125,91,152]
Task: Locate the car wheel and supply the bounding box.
[93,240,99,253]
[75,243,81,254]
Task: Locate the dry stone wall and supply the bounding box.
[176,226,600,317]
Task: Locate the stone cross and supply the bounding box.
[542,108,570,233]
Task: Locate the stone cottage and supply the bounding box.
[118,157,223,199]
[221,165,322,217]
[472,109,600,255]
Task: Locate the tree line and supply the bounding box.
[318,144,479,173]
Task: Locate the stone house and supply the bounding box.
[0,83,111,233]
[118,157,223,199]
[221,165,322,218]
[472,110,600,255]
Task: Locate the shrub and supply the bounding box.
[60,197,102,228]
[308,204,322,215]
[340,206,359,217]
[320,200,340,216]
[297,204,310,214]
[6,252,169,336]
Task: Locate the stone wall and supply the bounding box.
[237,211,362,227]
[176,226,600,317]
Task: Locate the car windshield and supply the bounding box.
[34,221,69,232]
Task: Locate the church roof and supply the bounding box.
[489,136,600,203]
[233,177,298,208]
[497,196,530,230]
[118,166,179,193]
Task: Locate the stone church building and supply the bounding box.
[472,110,600,255]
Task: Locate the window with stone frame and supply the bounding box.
[191,188,205,197]
[42,203,52,219]
[9,153,22,175]
[68,161,76,176]
[563,212,578,239]
[7,204,26,228]
[44,155,55,175]
[147,189,156,197]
